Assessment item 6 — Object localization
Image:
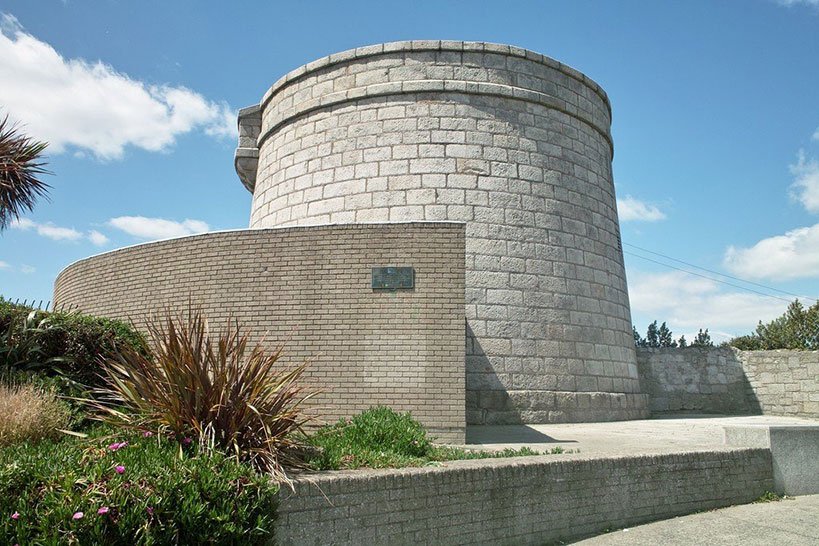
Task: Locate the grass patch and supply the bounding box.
[306,406,555,470]
[755,491,786,503]
[0,381,71,446]
[0,427,279,545]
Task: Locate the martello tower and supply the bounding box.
[234,41,648,424]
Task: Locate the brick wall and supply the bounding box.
[53,222,466,442]
[275,449,773,545]
[239,40,647,425]
[637,347,819,419]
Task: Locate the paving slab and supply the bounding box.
[569,494,819,545]
[464,414,817,458]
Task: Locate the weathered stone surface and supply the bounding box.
[239,40,644,424]
[637,347,819,420]
[275,448,772,545]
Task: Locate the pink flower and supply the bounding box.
[142,431,153,438]
[107,441,128,451]
[146,506,154,516]
[97,506,109,515]
[181,437,192,446]
[11,511,19,520]
[72,512,84,520]
[115,465,125,474]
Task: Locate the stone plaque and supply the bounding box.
[372,267,414,290]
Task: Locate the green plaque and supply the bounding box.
[372,267,414,290]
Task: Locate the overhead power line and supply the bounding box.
[623,250,806,305]
[623,242,817,303]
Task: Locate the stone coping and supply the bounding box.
[253,78,614,156]
[284,446,767,487]
[54,221,466,285]
[257,40,611,116]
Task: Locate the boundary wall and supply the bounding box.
[275,448,773,545]
[637,347,819,419]
[53,222,466,442]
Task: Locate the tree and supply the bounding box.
[730,300,819,350]
[677,335,687,347]
[692,328,713,347]
[0,115,50,230]
[658,321,676,347]
[633,326,646,348]
[645,320,659,348]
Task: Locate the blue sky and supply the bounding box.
[1,0,818,341]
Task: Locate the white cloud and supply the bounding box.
[11,217,83,241]
[627,270,788,339]
[0,14,236,160]
[20,265,35,274]
[0,261,9,270]
[108,216,210,240]
[10,217,108,245]
[10,218,35,230]
[617,196,666,222]
[37,223,83,241]
[789,151,819,213]
[88,230,109,246]
[724,222,819,280]
[777,0,819,7]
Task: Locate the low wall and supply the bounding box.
[54,222,466,442]
[636,347,753,414]
[637,347,819,419]
[742,350,819,418]
[275,449,773,545]
[725,424,819,495]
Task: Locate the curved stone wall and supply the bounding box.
[54,223,466,442]
[238,41,648,424]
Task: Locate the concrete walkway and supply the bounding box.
[570,495,819,545]
[465,414,817,458]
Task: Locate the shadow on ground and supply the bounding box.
[466,425,577,444]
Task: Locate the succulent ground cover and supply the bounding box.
[0,301,550,543]
[0,426,279,545]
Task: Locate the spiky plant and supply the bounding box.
[0,115,50,230]
[88,307,316,482]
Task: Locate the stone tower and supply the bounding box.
[235,41,648,424]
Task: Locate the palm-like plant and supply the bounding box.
[88,307,316,482]
[0,115,50,230]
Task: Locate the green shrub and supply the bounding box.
[0,309,64,372]
[306,406,545,470]
[0,297,147,390]
[308,406,431,469]
[0,428,279,545]
[729,299,819,350]
[88,307,315,481]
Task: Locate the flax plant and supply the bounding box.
[89,307,315,481]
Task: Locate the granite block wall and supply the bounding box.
[53,222,466,442]
[275,449,773,545]
[637,347,754,414]
[637,347,819,419]
[742,350,819,418]
[238,40,648,425]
